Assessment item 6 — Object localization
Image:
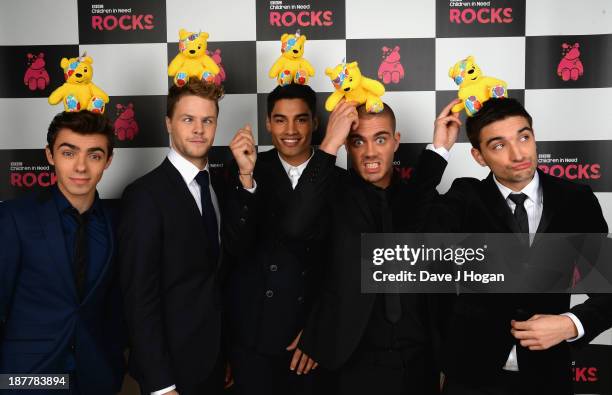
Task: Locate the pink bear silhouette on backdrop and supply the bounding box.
[206,48,226,86]
[557,43,583,81]
[114,103,139,141]
[24,52,50,91]
[377,46,405,84]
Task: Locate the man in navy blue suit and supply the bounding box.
[0,111,126,394]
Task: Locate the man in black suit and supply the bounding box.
[427,98,612,395]
[118,78,241,395]
[290,100,458,395]
[223,83,333,395]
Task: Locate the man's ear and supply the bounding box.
[471,146,487,167]
[165,116,172,134]
[265,116,272,133]
[45,145,55,166]
[313,116,319,132]
[393,132,401,152]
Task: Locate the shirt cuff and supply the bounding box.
[151,384,176,395]
[562,312,585,342]
[426,144,450,162]
[244,179,257,193]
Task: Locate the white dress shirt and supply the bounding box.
[278,150,314,189]
[493,172,584,371]
[152,149,221,395]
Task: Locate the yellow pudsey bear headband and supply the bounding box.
[281,29,301,53]
[179,30,202,52]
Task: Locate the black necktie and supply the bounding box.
[508,193,529,234]
[379,189,402,324]
[195,170,219,262]
[68,207,88,301]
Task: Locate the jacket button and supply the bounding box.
[297,296,304,303]
[270,264,278,272]
[301,270,307,276]
[242,205,248,212]
[266,290,274,298]
[239,217,246,224]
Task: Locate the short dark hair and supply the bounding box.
[267,84,317,117]
[167,78,225,118]
[356,102,397,132]
[47,110,115,157]
[466,98,533,149]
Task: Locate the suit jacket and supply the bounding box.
[0,189,125,395]
[118,158,225,394]
[297,149,448,371]
[426,170,611,394]
[223,149,336,355]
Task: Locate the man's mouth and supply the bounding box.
[512,161,532,171]
[364,162,381,173]
[70,177,90,185]
[281,137,301,147]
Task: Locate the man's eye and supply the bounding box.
[275,119,286,124]
[493,143,504,150]
[520,135,530,142]
[352,140,363,147]
[62,151,74,158]
[183,117,192,123]
[375,137,386,144]
[89,154,102,161]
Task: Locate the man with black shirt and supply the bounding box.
[0,111,125,394]
[290,100,460,394]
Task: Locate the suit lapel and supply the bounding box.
[347,172,377,229]
[482,173,521,233]
[262,150,294,204]
[160,158,211,252]
[36,190,78,302]
[535,170,559,234]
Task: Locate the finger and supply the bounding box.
[511,329,537,340]
[297,353,309,375]
[303,358,316,374]
[511,320,532,330]
[243,123,252,133]
[520,339,541,347]
[528,345,545,351]
[290,349,302,370]
[312,362,318,370]
[438,99,461,118]
[527,314,543,321]
[236,130,256,145]
[287,337,299,351]
[435,115,462,127]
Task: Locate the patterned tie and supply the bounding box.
[288,167,300,189]
[195,170,219,262]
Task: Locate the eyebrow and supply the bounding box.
[484,126,533,146]
[348,130,391,139]
[178,113,216,120]
[57,142,106,155]
[272,113,311,118]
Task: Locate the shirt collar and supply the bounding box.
[493,171,541,204]
[51,184,103,217]
[277,149,314,179]
[168,147,210,186]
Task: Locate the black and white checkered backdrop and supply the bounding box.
[0,1,610,392]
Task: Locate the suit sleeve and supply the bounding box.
[117,184,174,393]
[568,186,612,346]
[220,161,259,260]
[0,202,21,341]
